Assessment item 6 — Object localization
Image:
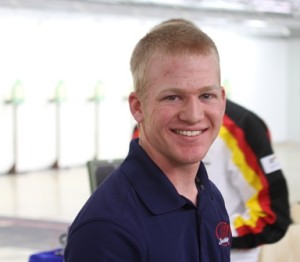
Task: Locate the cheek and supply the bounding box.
[216,112,225,128]
[151,106,173,122]
[210,108,224,126]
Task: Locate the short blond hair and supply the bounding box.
[130,18,220,100]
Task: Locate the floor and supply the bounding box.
[0,167,90,262]
[0,142,299,262]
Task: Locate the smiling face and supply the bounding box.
[129,52,225,169]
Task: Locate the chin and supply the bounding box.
[196,150,209,161]
[181,154,204,164]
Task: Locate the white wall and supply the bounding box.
[0,7,296,173]
[214,32,289,143]
[0,8,151,172]
[288,39,300,142]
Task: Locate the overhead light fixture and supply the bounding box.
[252,0,292,14]
[244,19,268,28]
[243,18,290,37]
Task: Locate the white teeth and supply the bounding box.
[176,130,201,136]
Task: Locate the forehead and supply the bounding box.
[146,53,220,84]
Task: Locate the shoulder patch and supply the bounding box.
[260,154,281,174]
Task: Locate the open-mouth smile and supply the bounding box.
[174,130,203,137]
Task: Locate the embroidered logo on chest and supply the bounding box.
[215,222,231,247]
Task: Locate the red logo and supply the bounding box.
[215,222,231,247]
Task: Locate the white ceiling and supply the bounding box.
[98,0,300,15]
[1,0,300,37]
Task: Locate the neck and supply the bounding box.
[163,164,199,205]
[173,178,198,205]
[138,140,200,204]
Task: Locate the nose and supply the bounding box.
[178,97,204,124]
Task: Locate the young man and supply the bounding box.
[64,19,230,261]
[203,99,291,262]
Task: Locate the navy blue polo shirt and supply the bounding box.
[64,139,231,262]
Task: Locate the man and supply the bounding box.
[64,19,230,261]
[204,99,291,262]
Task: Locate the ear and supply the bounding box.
[128,91,144,122]
[220,87,226,114]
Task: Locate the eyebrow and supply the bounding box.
[159,85,221,95]
[198,85,221,92]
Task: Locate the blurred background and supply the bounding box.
[0,0,300,261]
[1,0,300,173]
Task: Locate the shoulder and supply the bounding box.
[64,217,145,261]
[225,100,268,131]
[200,164,228,216]
[68,167,142,235]
[208,180,227,205]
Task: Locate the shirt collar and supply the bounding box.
[121,139,211,215]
